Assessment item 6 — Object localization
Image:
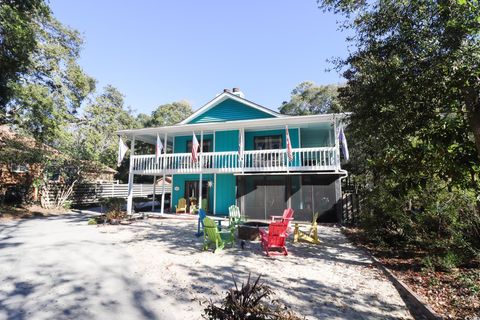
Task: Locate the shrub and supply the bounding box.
[358,178,480,268]
[203,274,303,320]
[87,218,97,225]
[101,198,127,223]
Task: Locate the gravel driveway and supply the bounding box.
[0,213,412,320]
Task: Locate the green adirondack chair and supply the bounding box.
[228,205,246,227]
[203,217,235,253]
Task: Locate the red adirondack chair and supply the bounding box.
[270,208,294,234]
[259,221,289,256]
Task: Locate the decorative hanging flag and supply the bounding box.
[155,133,163,164]
[117,137,129,167]
[286,125,293,162]
[191,132,199,162]
[338,126,350,161]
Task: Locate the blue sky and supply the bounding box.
[50,1,348,114]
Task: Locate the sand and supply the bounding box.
[0,213,412,319]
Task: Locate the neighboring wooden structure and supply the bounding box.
[0,125,117,204]
[42,182,172,206]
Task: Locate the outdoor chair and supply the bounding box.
[175,198,187,214]
[203,217,235,253]
[259,220,289,256]
[293,212,320,244]
[228,204,246,227]
[195,209,207,237]
[270,208,294,234]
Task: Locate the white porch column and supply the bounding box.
[286,126,290,174]
[160,132,168,214]
[152,175,156,212]
[198,130,203,211]
[240,128,245,174]
[213,130,216,215]
[126,136,136,215]
[333,116,339,172]
[213,174,217,215]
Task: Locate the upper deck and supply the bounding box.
[117,113,348,176]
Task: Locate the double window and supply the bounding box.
[254,135,282,150]
[186,139,212,153]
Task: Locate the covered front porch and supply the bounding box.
[117,114,347,215]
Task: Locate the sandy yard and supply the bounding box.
[0,213,412,320]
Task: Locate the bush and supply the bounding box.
[87,218,97,225]
[203,275,303,320]
[358,178,480,268]
[100,198,127,223]
[101,197,126,213]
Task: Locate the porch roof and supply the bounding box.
[117,113,350,144]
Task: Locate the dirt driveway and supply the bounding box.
[0,214,412,320]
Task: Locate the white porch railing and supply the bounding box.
[131,147,338,175]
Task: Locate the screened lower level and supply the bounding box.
[236,174,341,223]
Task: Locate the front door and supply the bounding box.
[185,181,209,213]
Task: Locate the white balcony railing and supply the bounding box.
[131,147,338,175]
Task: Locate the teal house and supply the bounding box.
[118,88,348,222]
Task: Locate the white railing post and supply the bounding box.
[152,175,156,212]
[334,116,340,171]
[161,132,167,214]
[126,136,136,215]
[198,130,203,212]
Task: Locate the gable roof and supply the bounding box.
[180,92,283,124]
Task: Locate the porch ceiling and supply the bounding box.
[118,113,349,144]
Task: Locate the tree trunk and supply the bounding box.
[465,86,480,160]
[468,105,480,161]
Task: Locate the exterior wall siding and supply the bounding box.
[171,174,214,212]
[214,174,236,215]
[187,99,277,124]
[174,134,214,153]
[214,130,238,151]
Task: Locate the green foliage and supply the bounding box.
[6,3,95,144]
[0,0,50,112]
[279,81,343,115]
[203,274,303,320]
[87,217,97,225]
[101,197,126,214]
[71,85,137,168]
[318,0,480,267]
[140,100,193,127]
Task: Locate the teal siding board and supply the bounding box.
[215,130,238,152]
[171,174,214,212]
[171,173,234,216]
[214,174,236,215]
[187,99,276,124]
[174,134,213,153]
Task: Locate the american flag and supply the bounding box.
[191,132,199,162]
[155,133,163,164]
[286,125,293,162]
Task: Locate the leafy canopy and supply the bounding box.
[318,0,480,264]
[279,81,342,115]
